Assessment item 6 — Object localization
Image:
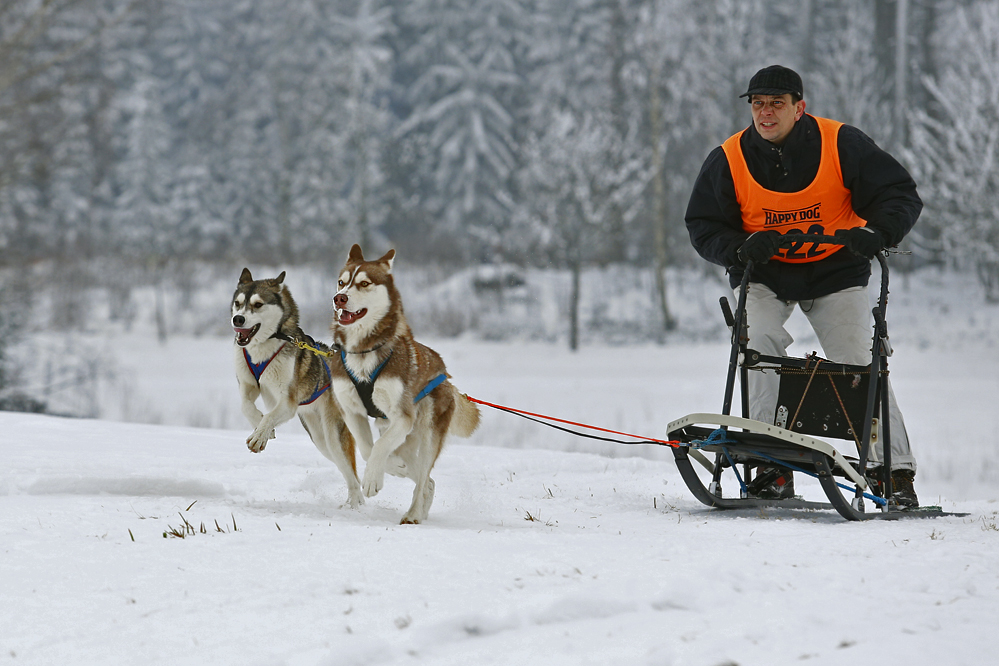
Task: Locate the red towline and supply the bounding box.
[464,395,680,448]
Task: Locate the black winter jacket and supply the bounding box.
[684,114,922,301]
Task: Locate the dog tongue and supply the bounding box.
[234,328,253,345]
[338,309,366,325]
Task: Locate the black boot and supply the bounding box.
[866,467,919,509]
[888,469,919,508]
[748,466,795,500]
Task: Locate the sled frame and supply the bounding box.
[670,237,950,521]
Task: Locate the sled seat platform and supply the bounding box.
[666,413,958,521]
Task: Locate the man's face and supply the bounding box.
[750,94,806,145]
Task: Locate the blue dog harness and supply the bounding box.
[243,343,286,383]
[414,373,448,403]
[243,342,331,406]
[339,350,447,419]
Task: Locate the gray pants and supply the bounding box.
[740,283,916,472]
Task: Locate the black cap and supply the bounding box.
[739,65,804,99]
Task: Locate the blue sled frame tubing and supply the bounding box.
[667,413,942,521]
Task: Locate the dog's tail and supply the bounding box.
[449,385,481,438]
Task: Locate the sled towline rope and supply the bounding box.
[465,395,682,448]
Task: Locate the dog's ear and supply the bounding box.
[239,268,253,284]
[348,244,364,264]
[275,271,286,285]
[378,249,396,271]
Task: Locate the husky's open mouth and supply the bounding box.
[234,323,260,346]
[338,308,367,325]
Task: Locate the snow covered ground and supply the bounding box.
[3,328,999,665]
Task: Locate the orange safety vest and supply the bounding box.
[721,115,867,263]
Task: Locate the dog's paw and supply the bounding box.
[246,429,272,453]
[345,489,365,509]
[400,479,434,524]
[361,464,385,497]
[246,438,267,453]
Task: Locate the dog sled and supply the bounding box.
[667,235,957,521]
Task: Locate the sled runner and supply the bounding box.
[667,235,958,521]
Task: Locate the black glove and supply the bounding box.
[835,227,884,258]
[737,231,782,265]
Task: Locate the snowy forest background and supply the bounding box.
[2,0,999,417]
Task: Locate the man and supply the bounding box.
[685,65,922,507]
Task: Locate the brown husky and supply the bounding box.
[231,268,363,508]
[330,245,480,524]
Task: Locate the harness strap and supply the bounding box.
[341,351,393,419]
[414,374,447,404]
[243,343,287,385]
[299,359,331,406]
[339,351,449,419]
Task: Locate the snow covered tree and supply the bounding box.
[0,0,138,396]
[633,0,720,335]
[393,0,529,260]
[695,0,771,140]
[521,110,629,349]
[906,1,999,301]
[317,0,397,254]
[805,0,892,145]
[0,0,136,263]
[515,0,655,348]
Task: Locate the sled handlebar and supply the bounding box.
[776,233,846,248]
[741,230,889,301]
[775,232,889,270]
[745,232,890,315]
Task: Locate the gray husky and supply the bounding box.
[231,268,363,508]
